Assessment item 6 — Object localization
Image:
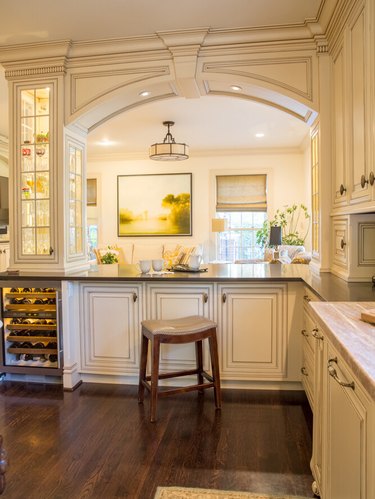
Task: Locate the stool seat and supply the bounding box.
[138,315,221,422]
[141,315,217,336]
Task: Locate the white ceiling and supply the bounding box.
[0,0,322,155]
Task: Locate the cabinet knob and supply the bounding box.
[49,247,54,255]
[222,293,227,303]
[312,328,323,340]
[303,294,311,302]
[369,171,375,186]
[339,184,347,196]
[132,293,137,302]
[360,174,369,188]
[202,293,208,303]
[340,239,346,250]
[301,367,308,376]
[328,357,355,389]
[301,329,309,337]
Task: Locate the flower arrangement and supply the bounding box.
[99,246,119,264]
[256,204,311,248]
[35,131,49,143]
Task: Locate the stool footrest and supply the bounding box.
[142,379,214,398]
[145,368,200,381]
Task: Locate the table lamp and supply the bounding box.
[212,218,228,261]
[269,225,282,259]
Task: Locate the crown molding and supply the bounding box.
[0,40,71,64]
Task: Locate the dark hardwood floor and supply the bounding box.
[0,381,315,498]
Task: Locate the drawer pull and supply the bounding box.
[301,367,308,376]
[339,184,347,196]
[360,174,368,188]
[303,295,311,302]
[369,171,374,186]
[328,357,355,390]
[301,329,309,337]
[312,328,323,340]
[340,239,346,250]
[203,293,208,303]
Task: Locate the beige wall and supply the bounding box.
[88,148,310,261]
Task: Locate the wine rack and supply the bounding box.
[0,285,62,376]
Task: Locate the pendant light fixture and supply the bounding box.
[149,121,189,161]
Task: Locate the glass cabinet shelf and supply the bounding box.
[20,87,52,256]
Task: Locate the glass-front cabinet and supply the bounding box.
[20,86,53,257]
[68,143,84,257]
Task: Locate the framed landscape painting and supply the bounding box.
[117,173,192,236]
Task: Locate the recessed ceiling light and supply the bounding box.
[139,90,151,97]
[98,139,115,146]
[230,85,242,92]
[255,133,265,138]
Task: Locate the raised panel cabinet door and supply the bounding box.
[323,347,370,499]
[145,283,213,372]
[331,217,349,280]
[79,283,142,375]
[347,5,372,205]
[332,45,348,208]
[218,284,287,380]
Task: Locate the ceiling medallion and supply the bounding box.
[149,121,189,161]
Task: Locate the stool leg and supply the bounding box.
[138,334,149,404]
[208,331,222,410]
[195,340,204,392]
[150,337,160,422]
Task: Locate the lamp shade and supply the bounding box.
[269,226,282,246]
[149,121,189,161]
[212,218,227,232]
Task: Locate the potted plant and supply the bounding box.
[256,204,311,249]
[100,246,119,264]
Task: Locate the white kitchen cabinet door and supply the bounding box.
[217,283,290,381]
[145,283,214,372]
[322,342,374,499]
[79,282,142,375]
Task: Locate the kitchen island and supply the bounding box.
[1,263,374,391]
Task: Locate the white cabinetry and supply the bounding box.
[302,289,324,497]
[145,282,213,373]
[322,341,374,499]
[79,282,143,376]
[217,282,302,384]
[0,243,9,272]
[331,213,375,282]
[331,0,375,214]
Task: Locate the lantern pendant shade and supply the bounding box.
[149,121,189,161]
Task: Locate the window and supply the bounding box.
[215,175,267,262]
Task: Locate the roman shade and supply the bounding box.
[216,174,267,212]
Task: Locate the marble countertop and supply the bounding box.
[309,302,375,401]
[1,263,375,302]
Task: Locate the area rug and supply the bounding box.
[154,487,310,499]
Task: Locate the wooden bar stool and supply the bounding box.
[138,315,221,422]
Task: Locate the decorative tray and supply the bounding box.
[169,265,208,273]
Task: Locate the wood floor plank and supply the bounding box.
[0,382,315,498]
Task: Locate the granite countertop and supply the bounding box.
[0,263,375,302]
[309,302,375,401]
